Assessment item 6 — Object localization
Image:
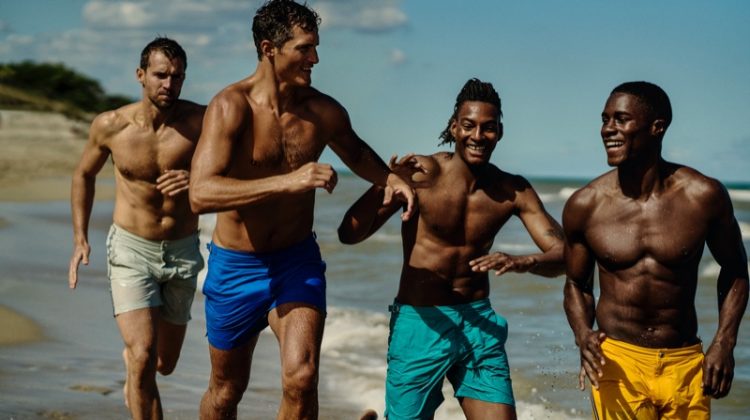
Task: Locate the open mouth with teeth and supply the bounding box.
[605,141,624,149]
[467,143,486,152]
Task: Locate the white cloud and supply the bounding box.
[313,0,408,32]
[389,48,406,65]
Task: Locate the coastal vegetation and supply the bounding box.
[0,61,132,120]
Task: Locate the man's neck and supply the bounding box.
[137,99,178,131]
[251,60,303,113]
[616,156,667,199]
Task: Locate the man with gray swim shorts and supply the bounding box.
[69,37,205,419]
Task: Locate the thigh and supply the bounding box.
[207,335,259,390]
[450,309,514,407]
[157,318,187,364]
[108,231,161,315]
[460,397,516,420]
[268,303,325,371]
[116,307,159,350]
[385,311,453,419]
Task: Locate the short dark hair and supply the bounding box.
[139,37,187,70]
[252,0,321,60]
[439,78,502,146]
[611,81,672,129]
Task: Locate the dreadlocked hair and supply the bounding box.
[439,78,502,146]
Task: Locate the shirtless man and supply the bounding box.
[338,78,565,420]
[69,37,204,419]
[188,1,414,418]
[563,81,748,419]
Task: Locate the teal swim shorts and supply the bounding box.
[385,298,515,419]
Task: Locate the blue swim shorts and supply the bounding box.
[202,234,327,350]
[385,299,514,419]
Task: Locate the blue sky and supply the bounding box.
[1,0,748,183]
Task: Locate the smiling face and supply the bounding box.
[272,25,319,87]
[137,50,185,110]
[451,101,502,166]
[600,92,663,167]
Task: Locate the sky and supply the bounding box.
[1,0,748,183]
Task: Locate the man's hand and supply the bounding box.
[576,330,607,390]
[382,171,415,221]
[702,340,735,398]
[68,242,91,289]
[287,162,338,194]
[469,252,536,276]
[156,169,191,197]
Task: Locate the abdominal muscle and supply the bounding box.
[112,177,198,241]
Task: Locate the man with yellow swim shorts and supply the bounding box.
[562,81,748,419]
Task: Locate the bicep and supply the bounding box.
[563,197,596,289]
[191,97,246,178]
[706,192,748,275]
[75,122,111,177]
[517,189,564,251]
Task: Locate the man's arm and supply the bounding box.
[68,114,112,289]
[469,176,564,277]
[338,154,431,244]
[562,188,605,390]
[703,182,749,399]
[322,101,415,221]
[189,92,337,213]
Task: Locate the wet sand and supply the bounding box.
[0,305,44,345]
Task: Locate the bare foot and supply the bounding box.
[122,348,130,408]
[359,409,378,420]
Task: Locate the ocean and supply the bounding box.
[0,174,748,419]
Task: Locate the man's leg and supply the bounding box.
[116,307,162,420]
[155,318,187,375]
[200,336,258,420]
[459,398,517,420]
[268,302,325,420]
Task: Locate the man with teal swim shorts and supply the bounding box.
[339,78,566,419]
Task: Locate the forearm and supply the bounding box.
[712,271,749,348]
[528,244,565,277]
[340,142,391,187]
[70,173,96,245]
[338,185,391,244]
[564,280,597,345]
[189,173,292,214]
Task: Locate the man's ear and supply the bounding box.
[136,67,145,87]
[651,119,666,137]
[498,122,504,140]
[260,39,275,59]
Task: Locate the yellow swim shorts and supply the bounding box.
[591,338,709,419]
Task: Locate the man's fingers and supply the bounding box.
[578,366,587,391]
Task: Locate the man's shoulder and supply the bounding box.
[175,99,206,117]
[668,163,728,203]
[91,103,136,138]
[564,172,616,213]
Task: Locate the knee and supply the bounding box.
[209,379,247,409]
[282,361,318,399]
[126,344,157,374]
[157,357,177,376]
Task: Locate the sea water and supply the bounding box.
[0,174,748,419]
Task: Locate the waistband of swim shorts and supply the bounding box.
[388,298,493,318]
[110,223,199,251]
[207,232,318,259]
[602,337,703,358]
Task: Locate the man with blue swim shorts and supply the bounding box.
[188,1,415,418]
[339,78,566,419]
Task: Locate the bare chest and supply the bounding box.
[586,200,708,267]
[109,127,196,182]
[242,111,324,173]
[417,182,513,244]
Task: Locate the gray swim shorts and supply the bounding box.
[106,224,203,325]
